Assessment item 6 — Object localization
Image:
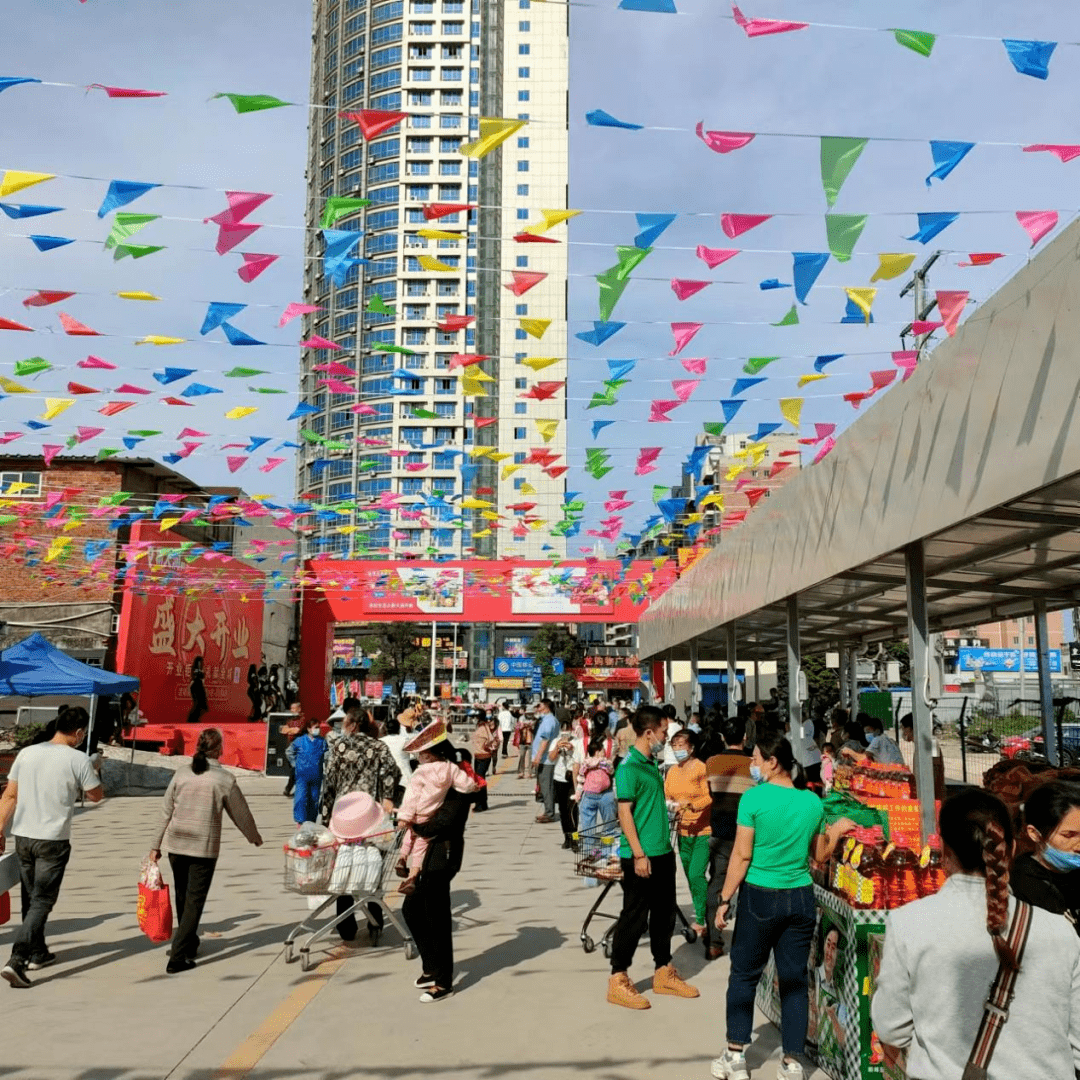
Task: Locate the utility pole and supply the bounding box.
[899,251,942,362]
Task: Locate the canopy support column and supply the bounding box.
[839,646,850,708]
[848,648,859,715]
[905,541,936,843]
[1034,599,1058,766]
[689,639,699,711]
[786,596,804,755]
[726,623,738,719]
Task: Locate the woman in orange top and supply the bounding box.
[664,728,712,933]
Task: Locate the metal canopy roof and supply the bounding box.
[639,219,1080,662]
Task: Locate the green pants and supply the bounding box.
[678,833,711,925]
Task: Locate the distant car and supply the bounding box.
[1002,724,1080,764]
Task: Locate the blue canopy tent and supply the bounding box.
[0,633,139,749]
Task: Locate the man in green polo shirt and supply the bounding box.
[607,705,699,1010]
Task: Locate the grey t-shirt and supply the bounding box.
[9,742,102,841]
[866,733,905,766]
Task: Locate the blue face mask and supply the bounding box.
[749,764,764,784]
[1042,842,1080,873]
[673,748,690,763]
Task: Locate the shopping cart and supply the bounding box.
[572,812,698,957]
[283,827,418,971]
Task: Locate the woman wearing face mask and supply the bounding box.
[664,728,712,934]
[711,734,855,1080]
[1010,780,1080,932]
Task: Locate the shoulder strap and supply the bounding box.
[961,900,1034,1080]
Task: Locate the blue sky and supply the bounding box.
[2,1,1080,541]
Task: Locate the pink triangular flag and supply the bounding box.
[681,358,707,374]
[80,355,116,369]
[279,302,320,327]
[869,369,898,392]
[1016,210,1058,248]
[1022,144,1080,163]
[175,442,202,459]
[912,320,943,335]
[694,122,755,154]
[671,379,700,402]
[813,436,836,464]
[669,321,703,355]
[318,378,358,394]
[351,403,378,415]
[59,312,100,336]
[892,350,918,382]
[844,391,871,409]
[238,252,278,282]
[178,428,208,438]
[226,456,249,473]
[299,335,341,350]
[87,84,167,99]
[635,447,662,475]
[957,253,1004,268]
[720,213,771,239]
[696,245,739,269]
[115,383,151,395]
[671,279,711,301]
[216,221,261,255]
[75,426,104,443]
[205,191,272,226]
[259,457,287,473]
[732,3,808,37]
[314,361,356,376]
[0,432,24,445]
[42,445,63,466]
[648,400,680,422]
[934,290,968,336]
[799,422,835,446]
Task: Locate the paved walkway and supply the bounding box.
[0,764,824,1080]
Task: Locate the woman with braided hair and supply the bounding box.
[872,788,1080,1080]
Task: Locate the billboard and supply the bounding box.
[510,566,613,615]
[957,647,1062,673]
[361,566,464,615]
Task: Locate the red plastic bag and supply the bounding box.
[137,881,172,943]
[0,892,9,926]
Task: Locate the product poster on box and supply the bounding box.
[365,567,464,614]
[510,566,613,615]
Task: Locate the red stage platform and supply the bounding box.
[125,722,268,772]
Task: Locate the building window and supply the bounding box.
[517,183,529,196]
[514,403,527,415]
[410,67,433,82]
[443,20,463,33]
[439,114,462,129]
[517,136,529,148]
[514,427,526,439]
[515,303,528,315]
[439,136,461,152]
[439,160,461,175]
[515,255,529,268]
[0,470,40,496]
[410,20,434,33]
[519,43,530,54]
[514,328,527,340]
[516,160,529,172]
[441,67,463,81]
[515,377,528,389]
[411,115,432,129]
[409,91,433,107]
[434,402,456,418]
[518,67,530,78]
[406,186,430,201]
[409,43,433,59]
[370,91,403,111]
[516,208,529,220]
[371,69,403,91]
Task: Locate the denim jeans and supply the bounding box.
[726,882,816,1055]
[11,836,71,965]
[577,789,617,886]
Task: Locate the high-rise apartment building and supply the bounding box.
[297,0,569,561]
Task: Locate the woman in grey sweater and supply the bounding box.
[149,729,263,974]
[872,788,1080,1079]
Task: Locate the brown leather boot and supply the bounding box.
[653,963,700,998]
[607,972,650,1009]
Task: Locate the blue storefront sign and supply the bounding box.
[531,670,543,693]
[494,657,536,677]
[957,647,1062,673]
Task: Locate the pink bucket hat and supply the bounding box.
[329,791,386,841]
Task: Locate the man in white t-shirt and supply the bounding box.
[0,706,103,988]
[498,700,515,758]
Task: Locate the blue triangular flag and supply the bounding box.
[731,378,765,397]
[287,402,319,421]
[759,278,790,291]
[634,212,676,249]
[322,229,363,287]
[96,179,160,218]
[606,358,636,381]
[591,420,614,439]
[122,436,144,450]
[179,383,223,398]
[1002,38,1056,80]
[576,320,625,346]
[720,399,745,423]
[246,437,271,452]
[684,444,710,482]
[152,367,195,385]
[200,302,247,336]
[585,109,643,130]
[161,453,182,464]
[24,420,49,430]
[0,77,41,94]
[657,498,687,523]
[792,252,830,304]
[29,234,74,252]
[221,322,266,346]
[619,0,677,10]
[752,423,781,441]
[814,354,843,373]
[841,297,874,324]
[925,141,974,187]
[905,211,959,244]
[0,203,62,219]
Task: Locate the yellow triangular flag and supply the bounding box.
[779,397,803,428]
[523,208,581,235]
[417,229,462,241]
[135,335,185,345]
[460,497,493,509]
[470,447,495,459]
[520,355,561,372]
[45,536,71,563]
[535,418,560,443]
[481,510,501,521]
[501,464,521,480]
[473,528,492,538]
[845,287,877,324]
[797,373,827,388]
[117,291,161,301]
[0,170,55,198]
[869,253,916,283]
[699,492,725,512]
[0,377,30,394]
[337,525,358,535]
[225,406,258,419]
[460,117,527,159]
[487,451,512,462]
[527,519,546,531]
[159,517,181,532]
[418,254,455,272]
[725,463,745,482]
[466,368,495,383]
[519,318,551,339]
[520,481,536,495]
[41,397,75,420]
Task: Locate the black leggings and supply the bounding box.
[554,778,578,835]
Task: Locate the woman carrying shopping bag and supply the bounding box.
[149,729,263,974]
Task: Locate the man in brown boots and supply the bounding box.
[606,705,699,1009]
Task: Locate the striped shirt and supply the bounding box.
[151,761,260,859]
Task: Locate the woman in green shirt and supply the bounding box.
[711,733,854,1080]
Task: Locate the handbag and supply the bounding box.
[137,855,173,944]
[960,900,1033,1080]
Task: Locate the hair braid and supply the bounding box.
[978,818,1018,971]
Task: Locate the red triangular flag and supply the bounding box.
[514,232,560,244]
[98,401,136,416]
[439,314,475,332]
[66,382,99,395]
[423,203,473,220]
[473,416,499,428]
[161,397,193,406]
[23,290,75,308]
[226,455,249,473]
[59,312,101,336]
[504,271,547,296]
[340,109,408,140]
[0,317,33,331]
[238,252,279,282]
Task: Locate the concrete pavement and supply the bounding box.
[0,765,824,1080]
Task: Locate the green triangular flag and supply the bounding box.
[114,244,165,260]
[223,367,266,378]
[744,356,779,374]
[213,92,292,114]
[771,305,799,327]
[597,268,630,321]
[15,357,50,376]
[652,485,667,504]
[587,389,617,409]
[614,245,652,281]
[588,465,613,479]
[105,212,158,250]
[250,386,287,394]
[366,295,397,316]
[893,29,935,57]
[96,448,121,461]
[372,343,416,355]
[300,428,326,444]
[825,213,867,262]
[820,136,868,208]
[411,408,438,419]
[703,421,726,436]
[127,430,160,437]
[321,196,372,228]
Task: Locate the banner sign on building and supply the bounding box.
[957,647,1062,673]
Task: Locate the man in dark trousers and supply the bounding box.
[606,705,699,1009]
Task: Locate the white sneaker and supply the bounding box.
[711,1049,750,1080]
[776,1058,804,1080]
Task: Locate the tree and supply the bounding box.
[356,623,431,698]
[525,624,585,697]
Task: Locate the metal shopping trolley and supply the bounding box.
[283,828,418,971]
[572,812,698,957]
